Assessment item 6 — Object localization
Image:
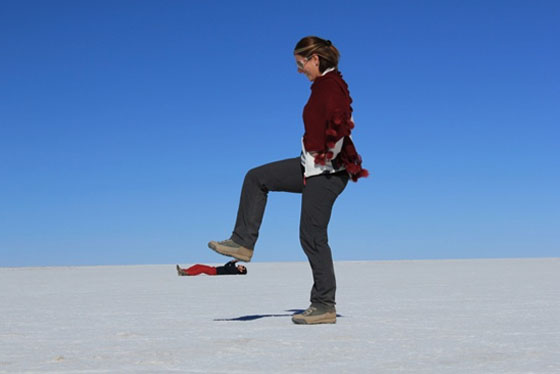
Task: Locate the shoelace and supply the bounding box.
[303,307,317,316]
[218,239,240,247]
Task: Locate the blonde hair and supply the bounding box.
[294,36,340,73]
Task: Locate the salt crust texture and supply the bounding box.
[1,258,559,373]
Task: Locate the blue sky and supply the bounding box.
[1,0,558,266]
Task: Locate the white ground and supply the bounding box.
[1,258,559,373]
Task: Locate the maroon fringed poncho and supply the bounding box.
[302,70,368,182]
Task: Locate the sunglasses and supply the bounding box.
[296,56,311,69]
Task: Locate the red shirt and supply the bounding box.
[302,70,368,182]
[303,70,352,151]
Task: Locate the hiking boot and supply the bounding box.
[208,239,253,262]
[291,304,336,325]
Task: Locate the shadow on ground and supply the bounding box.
[214,310,342,321]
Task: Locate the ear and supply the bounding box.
[311,54,320,65]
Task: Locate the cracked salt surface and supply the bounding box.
[1,258,559,373]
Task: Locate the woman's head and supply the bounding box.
[237,265,247,275]
[294,36,340,81]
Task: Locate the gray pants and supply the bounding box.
[231,157,349,307]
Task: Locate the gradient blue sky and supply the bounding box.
[1,1,558,267]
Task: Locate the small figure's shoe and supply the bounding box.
[176,265,188,276]
[208,239,253,262]
[291,304,336,325]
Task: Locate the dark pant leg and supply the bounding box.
[232,157,303,249]
[299,172,349,307]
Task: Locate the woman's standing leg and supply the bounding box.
[298,172,349,309]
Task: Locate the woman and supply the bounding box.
[208,36,367,324]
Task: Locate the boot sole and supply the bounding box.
[208,241,253,262]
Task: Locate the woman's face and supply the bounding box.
[237,265,246,273]
[295,54,321,81]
